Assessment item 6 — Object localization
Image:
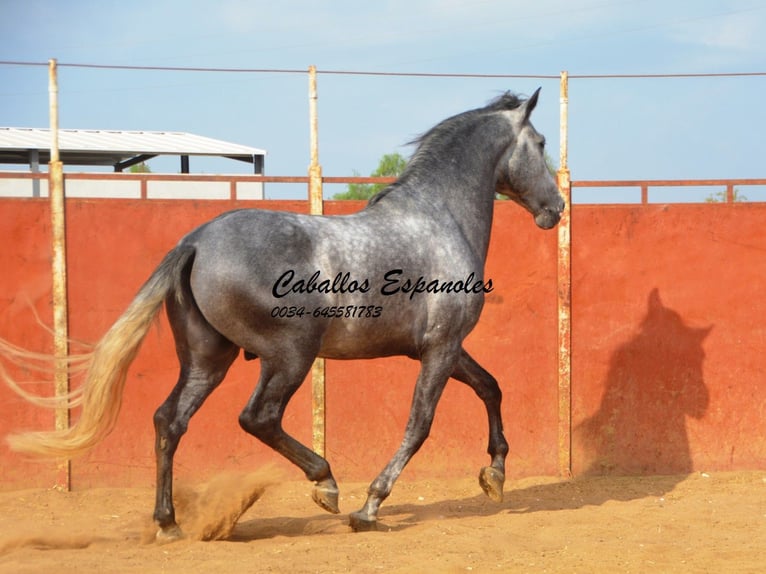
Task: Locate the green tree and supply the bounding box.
[128,162,152,173]
[333,152,406,200]
[705,188,747,203]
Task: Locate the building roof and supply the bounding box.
[0,127,266,172]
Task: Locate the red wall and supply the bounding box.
[1,198,764,489]
[571,204,766,476]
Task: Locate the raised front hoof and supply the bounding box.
[349,511,378,532]
[155,524,184,544]
[312,482,341,514]
[479,466,505,503]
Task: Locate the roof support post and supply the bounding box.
[29,149,40,197]
[253,154,265,198]
[253,154,264,175]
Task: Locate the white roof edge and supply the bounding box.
[0,127,267,156]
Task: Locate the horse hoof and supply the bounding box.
[479,466,505,503]
[155,524,184,544]
[349,511,378,532]
[312,482,340,514]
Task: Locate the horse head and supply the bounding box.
[494,88,565,230]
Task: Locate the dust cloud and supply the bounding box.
[173,466,284,541]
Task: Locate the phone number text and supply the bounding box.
[270,305,383,319]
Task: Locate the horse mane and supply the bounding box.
[368,91,527,206]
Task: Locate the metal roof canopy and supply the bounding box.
[0,127,266,173]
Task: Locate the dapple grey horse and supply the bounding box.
[6,88,564,538]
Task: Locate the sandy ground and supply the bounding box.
[1,469,765,573]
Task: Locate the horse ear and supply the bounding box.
[522,87,541,121]
[695,324,714,341]
[648,287,662,310]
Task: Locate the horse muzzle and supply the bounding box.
[534,205,563,230]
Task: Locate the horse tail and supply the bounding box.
[5,244,196,459]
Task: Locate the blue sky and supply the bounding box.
[1,0,764,202]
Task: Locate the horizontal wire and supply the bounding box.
[1,60,764,79]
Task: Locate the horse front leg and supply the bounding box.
[349,349,456,532]
[451,348,508,502]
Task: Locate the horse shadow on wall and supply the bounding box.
[451,288,715,517]
[574,288,712,488]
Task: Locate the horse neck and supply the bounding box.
[401,116,515,261]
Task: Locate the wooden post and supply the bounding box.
[556,71,573,479]
[49,58,71,491]
[307,65,326,458]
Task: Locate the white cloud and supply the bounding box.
[669,9,766,54]
[211,0,642,51]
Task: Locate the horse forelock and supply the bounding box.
[484,91,526,112]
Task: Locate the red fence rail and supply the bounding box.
[572,178,766,204]
[2,172,765,203]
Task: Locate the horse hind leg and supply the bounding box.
[451,348,508,502]
[238,350,340,515]
[153,289,239,542]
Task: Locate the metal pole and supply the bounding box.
[308,65,323,215]
[49,58,71,491]
[307,65,326,458]
[556,71,573,479]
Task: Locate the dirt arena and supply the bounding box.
[1,469,764,573]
